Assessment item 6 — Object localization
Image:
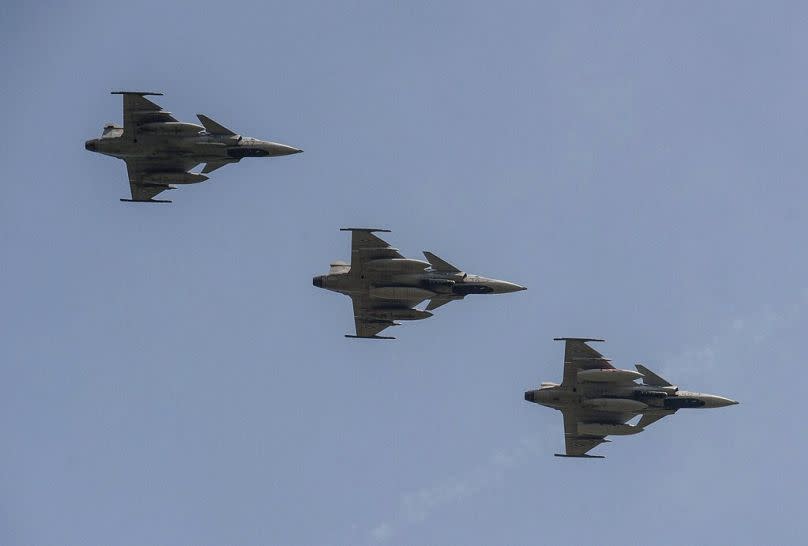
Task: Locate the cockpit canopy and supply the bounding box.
[329,261,350,274]
[102,123,123,138]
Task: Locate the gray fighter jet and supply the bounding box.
[85,92,302,203]
[524,338,738,458]
[313,228,527,339]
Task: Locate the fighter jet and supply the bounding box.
[524,338,738,458]
[84,92,302,203]
[312,228,527,339]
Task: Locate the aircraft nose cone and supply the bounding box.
[705,395,739,408]
[495,281,527,294]
[524,390,536,403]
[267,142,303,156]
[312,276,324,288]
[84,139,97,152]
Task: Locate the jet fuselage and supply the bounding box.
[525,339,738,457]
[312,262,526,299]
[85,128,301,164]
[314,229,527,338]
[524,383,738,412]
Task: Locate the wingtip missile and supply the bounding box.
[111,91,164,96]
[340,227,391,233]
[119,198,172,204]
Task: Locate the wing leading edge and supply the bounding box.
[113,91,177,140]
[340,228,404,276]
[556,407,675,458]
[122,158,201,203]
[558,406,617,458]
[346,290,435,340]
[347,295,397,339]
[554,337,612,388]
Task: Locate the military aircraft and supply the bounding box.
[85,92,302,203]
[524,338,738,458]
[312,228,527,339]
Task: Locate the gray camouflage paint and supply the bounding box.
[524,338,738,458]
[313,228,526,339]
[85,92,301,202]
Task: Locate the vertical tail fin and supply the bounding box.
[635,364,672,387]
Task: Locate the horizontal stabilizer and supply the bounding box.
[345,334,395,340]
[423,251,461,273]
[636,364,673,387]
[554,337,606,343]
[197,114,237,136]
[554,453,605,459]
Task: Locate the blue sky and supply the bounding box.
[1,1,806,544]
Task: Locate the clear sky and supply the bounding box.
[1,1,806,544]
